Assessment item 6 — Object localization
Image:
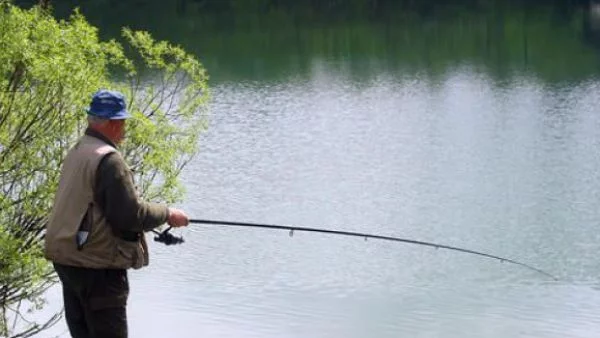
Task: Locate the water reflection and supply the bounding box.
[15,0,600,84]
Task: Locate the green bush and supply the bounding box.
[0,2,209,337]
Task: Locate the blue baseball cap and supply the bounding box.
[86,90,130,120]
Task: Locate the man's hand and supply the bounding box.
[167,207,189,227]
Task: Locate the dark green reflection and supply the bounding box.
[14,0,600,84]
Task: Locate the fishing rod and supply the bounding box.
[152,219,558,281]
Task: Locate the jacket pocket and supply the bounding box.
[115,239,144,269]
[75,203,94,250]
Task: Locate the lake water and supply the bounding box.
[31,1,600,337]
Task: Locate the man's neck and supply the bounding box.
[85,126,117,148]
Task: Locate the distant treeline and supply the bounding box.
[16,0,590,20]
[12,0,600,84]
[178,0,587,15]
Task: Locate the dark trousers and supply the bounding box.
[53,263,129,338]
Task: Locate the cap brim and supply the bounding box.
[108,111,131,120]
[86,109,131,120]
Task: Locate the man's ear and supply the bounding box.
[108,120,119,130]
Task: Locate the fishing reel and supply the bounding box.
[152,226,184,245]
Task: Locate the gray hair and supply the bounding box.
[87,115,109,125]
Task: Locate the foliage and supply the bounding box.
[0,2,209,337]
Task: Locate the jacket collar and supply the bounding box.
[85,128,117,148]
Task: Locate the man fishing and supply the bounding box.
[44,90,190,338]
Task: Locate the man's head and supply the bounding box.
[86,90,130,144]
